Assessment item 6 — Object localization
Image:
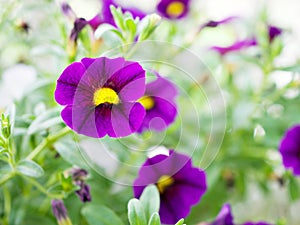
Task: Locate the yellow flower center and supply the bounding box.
[157,175,174,193]
[166,1,185,18]
[93,87,119,106]
[138,96,155,110]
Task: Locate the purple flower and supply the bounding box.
[279,124,300,176]
[200,16,238,31]
[51,199,73,225]
[75,182,91,202]
[208,203,234,225]
[157,0,190,19]
[137,75,178,133]
[243,222,272,225]
[133,150,207,224]
[268,25,282,42]
[101,0,146,26]
[70,168,91,203]
[55,57,146,138]
[210,38,257,55]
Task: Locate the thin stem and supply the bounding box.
[26,127,71,161]
[20,175,65,199]
[0,173,14,186]
[2,185,11,225]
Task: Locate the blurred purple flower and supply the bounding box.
[51,199,73,225]
[137,74,178,133]
[55,57,146,138]
[208,203,234,225]
[200,16,238,31]
[279,124,300,176]
[133,150,207,224]
[210,38,257,55]
[268,25,282,42]
[70,168,91,203]
[61,2,77,21]
[157,0,190,19]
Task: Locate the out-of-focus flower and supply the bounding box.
[55,57,146,138]
[210,38,257,55]
[70,168,91,203]
[51,199,73,225]
[279,124,300,176]
[200,16,238,31]
[157,0,190,19]
[206,203,234,225]
[268,25,282,42]
[61,2,77,21]
[101,0,146,26]
[133,150,207,224]
[137,74,178,133]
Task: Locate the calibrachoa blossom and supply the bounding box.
[157,0,190,19]
[207,203,234,225]
[70,168,91,203]
[51,199,73,225]
[279,124,300,176]
[211,38,257,55]
[137,74,178,133]
[133,150,207,224]
[55,57,146,138]
[268,25,282,42]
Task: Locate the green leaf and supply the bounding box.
[110,6,126,31]
[128,199,147,225]
[276,65,300,73]
[175,218,185,225]
[148,213,160,225]
[82,204,124,225]
[54,140,88,169]
[94,24,124,40]
[139,185,160,221]
[288,176,300,201]
[125,17,137,37]
[28,108,61,135]
[17,160,44,177]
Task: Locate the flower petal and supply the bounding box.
[55,62,85,105]
[109,102,145,137]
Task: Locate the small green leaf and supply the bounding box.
[288,176,300,201]
[94,24,124,40]
[82,204,124,225]
[175,218,185,225]
[128,199,147,225]
[54,140,88,169]
[276,65,300,73]
[125,17,137,37]
[139,185,160,221]
[17,160,44,177]
[110,6,126,31]
[148,213,160,225]
[28,108,61,135]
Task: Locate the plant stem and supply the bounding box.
[2,185,11,225]
[0,173,14,186]
[20,174,65,199]
[26,127,71,161]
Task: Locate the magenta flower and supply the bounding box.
[55,57,146,138]
[157,0,190,19]
[200,16,238,31]
[268,25,282,42]
[279,124,300,176]
[51,200,72,225]
[133,150,207,224]
[210,38,257,55]
[137,75,178,133]
[208,203,234,225]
